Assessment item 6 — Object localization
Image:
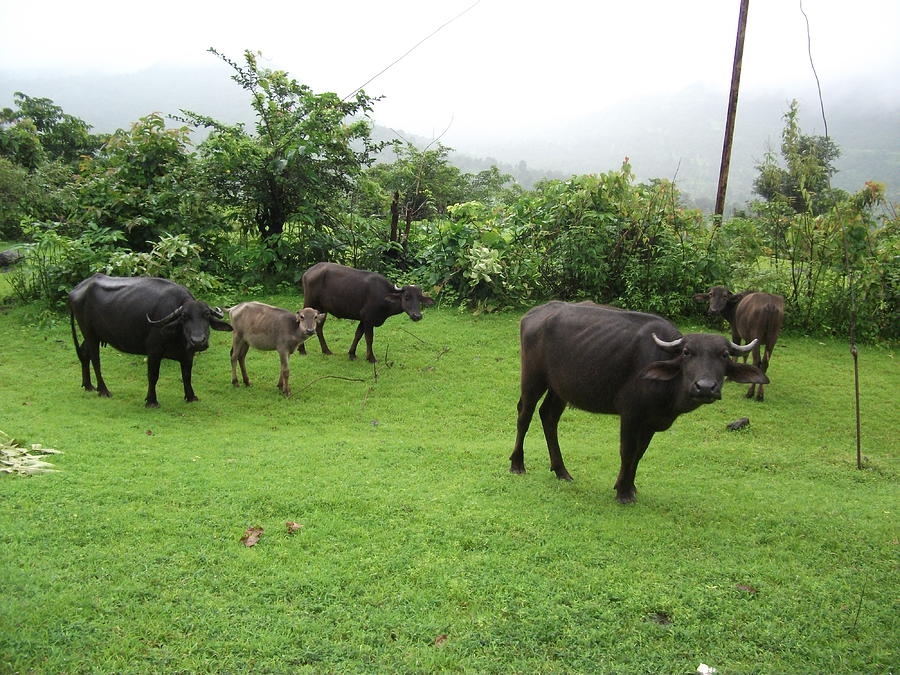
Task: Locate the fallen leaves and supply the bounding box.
[239,522,306,547]
[434,634,448,646]
[0,431,62,476]
[240,526,264,547]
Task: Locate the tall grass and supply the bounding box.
[1,296,896,673]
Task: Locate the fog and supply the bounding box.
[2,0,898,208]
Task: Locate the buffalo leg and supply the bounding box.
[231,340,251,387]
[348,322,371,361]
[87,340,111,397]
[75,338,96,392]
[510,369,549,474]
[614,420,654,504]
[145,356,162,408]
[510,396,538,474]
[746,341,763,400]
[539,389,573,480]
[363,326,376,363]
[755,344,774,402]
[278,349,291,396]
[181,356,198,403]
[312,314,333,356]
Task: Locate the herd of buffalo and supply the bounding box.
[67,262,784,503]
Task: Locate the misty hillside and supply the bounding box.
[2,66,896,212]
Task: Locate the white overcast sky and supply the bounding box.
[1,0,898,147]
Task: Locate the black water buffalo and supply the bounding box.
[510,301,768,504]
[68,274,232,407]
[228,302,325,397]
[694,286,784,401]
[299,262,434,363]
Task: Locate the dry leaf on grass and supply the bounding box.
[240,526,264,547]
[286,521,303,534]
[1,431,62,476]
[434,634,448,646]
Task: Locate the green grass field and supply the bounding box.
[1,294,897,673]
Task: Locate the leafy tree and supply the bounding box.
[0,92,103,168]
[179,49,381,245]
[73,113,221,251]
[363,141,514,257]
[753,100,845,216]
[0,156,32,237]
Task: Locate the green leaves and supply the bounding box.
[181,49,380,245]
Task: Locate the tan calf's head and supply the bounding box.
[296,307,326,337]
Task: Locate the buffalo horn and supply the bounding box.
[211,306,224,319]
[652,333,685,350]
[146,305,183,325]
[729,338,758,354]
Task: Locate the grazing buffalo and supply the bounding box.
[694,286,784,401]
[228,301,325,397]
[299,262,434,363]
[510,301,768,504]
[68,274,232,407]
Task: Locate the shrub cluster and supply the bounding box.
[1,72,895,342]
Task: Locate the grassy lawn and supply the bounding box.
[1,294,897,673]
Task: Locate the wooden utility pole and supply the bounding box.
[715,0,750,217]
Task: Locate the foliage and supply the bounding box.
[6,222,124,303]
[104,232,219,293]
[410,164,724,315]
[749,102,897,340]
[362,142,515,263]
[180,49,380,247]
[752,100,845,216]
[0,92,103,169]
[0,301,896,672]
[72,114,223,252]
[7,226,219,304]
[0,156,31,238]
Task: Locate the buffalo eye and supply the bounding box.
[682,347,692,357]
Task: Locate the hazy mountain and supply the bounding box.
[2,66,896,211]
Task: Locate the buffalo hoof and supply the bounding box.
[348,353,358,361]
[509,464,526,475]
[83,384,95,392]
[615,485,637,504]
[98,390,111,398]
[185,396,199,403]
[554,469,573,481]
[366,356,378,364]
[145,401,160,409]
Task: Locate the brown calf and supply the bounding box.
[228,302,325,397]
[694,286,784,401]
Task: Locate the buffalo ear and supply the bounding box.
[422,295,435,307]
[640,357,682,381]
[210,317,233,332]
[693,293,709,303]
[316,312,326,324]
[726,362,769,384]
